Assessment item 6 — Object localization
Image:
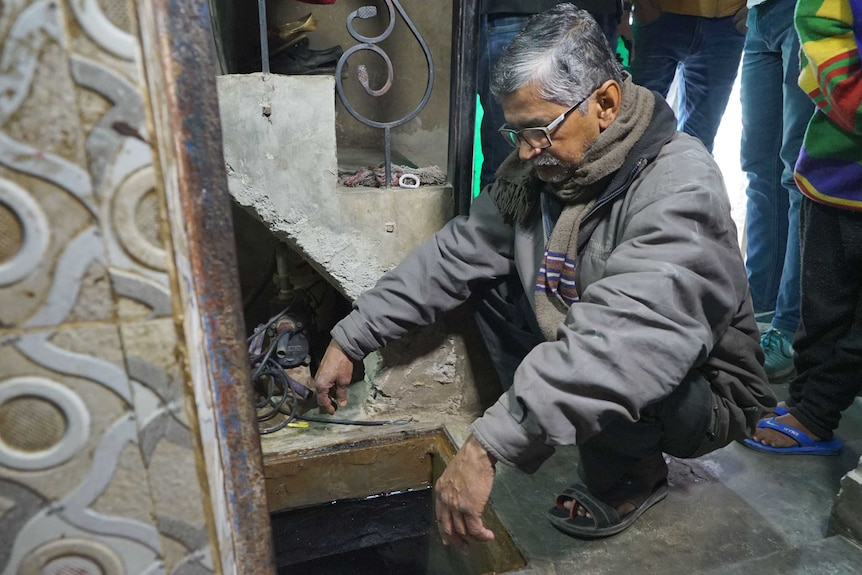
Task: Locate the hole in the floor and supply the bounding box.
[272,487,448,575]
[266,427,526,575]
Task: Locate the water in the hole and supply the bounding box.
[271,487,469,575]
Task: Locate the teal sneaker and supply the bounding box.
[754,310,775,334]
[761,328,795,380]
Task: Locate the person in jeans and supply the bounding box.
[314,5,774,547]
[477,1,623,191]
[629,0,748,152]
[741,0,814,381]
[745,0,862,456]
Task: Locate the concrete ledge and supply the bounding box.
[830,458,862,544]
[217,73,453,300]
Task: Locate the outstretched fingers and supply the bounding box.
[434,495,494,554]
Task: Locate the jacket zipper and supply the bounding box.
[580,157,648,226]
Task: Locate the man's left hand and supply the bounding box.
[434,435,497,553]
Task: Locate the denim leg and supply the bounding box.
[631,13,690,98]
[632,13,743,152]
[771,22,812,337]
[741,0,812,332]
[741,6,789,316]
[675,16,744,152]
[477,15,529,191]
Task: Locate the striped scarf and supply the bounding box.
[491,76,655,340]
[532,76,655,340]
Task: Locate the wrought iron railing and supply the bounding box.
[335,1,434,188]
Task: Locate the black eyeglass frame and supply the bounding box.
[497,91,594,150]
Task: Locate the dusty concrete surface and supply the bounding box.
[217,73,454,301]
[218,72,493,426]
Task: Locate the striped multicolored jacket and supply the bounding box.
[794,0,862,210]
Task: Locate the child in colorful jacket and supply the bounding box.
[745,0,862,455]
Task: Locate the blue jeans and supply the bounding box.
[477,12,620,190]
[631,13,744,153]
[740,0,813,337]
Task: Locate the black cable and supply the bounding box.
[246,301,295,344]
[248,294,414,432]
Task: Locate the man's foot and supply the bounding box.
[761,328,795,380]
[742,410,843,456]
[751,412,817,448]
[564,489,637,518]
[548,477,669,539]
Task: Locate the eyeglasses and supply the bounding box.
[498,92,593,150]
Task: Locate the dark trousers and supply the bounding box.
[473,277,716,493]
[789,197,862,440]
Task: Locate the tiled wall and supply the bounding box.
[0,1,214,573]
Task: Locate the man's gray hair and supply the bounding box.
[490,4,624,111]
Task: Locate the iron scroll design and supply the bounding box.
[335,1,435,188]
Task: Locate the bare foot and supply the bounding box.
[564,498,635,519]
[751,412,820,448]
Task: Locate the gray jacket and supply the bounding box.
[332,95,774,473]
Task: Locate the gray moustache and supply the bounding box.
[530,155,563,167]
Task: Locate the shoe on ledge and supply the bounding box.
[270,38,343,75]
[270,13,317,42]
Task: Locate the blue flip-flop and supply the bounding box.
[773,405,788,416]
[743,417,843,456]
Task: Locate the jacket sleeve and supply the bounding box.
[331,190,517,361]
[796,0,862,134]
[472,146,743,473]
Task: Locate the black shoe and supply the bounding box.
[270,39,343,75]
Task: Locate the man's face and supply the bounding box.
[500,84,602,183]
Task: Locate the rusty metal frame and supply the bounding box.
[449,0,480,216]
[136,1,275,573]
[129,1,480,573]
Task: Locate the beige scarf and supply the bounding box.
[493,75,656,340]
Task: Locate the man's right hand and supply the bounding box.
[312,340,355,414]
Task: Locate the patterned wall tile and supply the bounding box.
[0,1,215,573]
[120,318,213,574]
[0,324,161,574]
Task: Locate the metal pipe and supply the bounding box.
[258,0,270,74]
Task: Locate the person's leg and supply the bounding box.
[577,370,714,499]
[675,16,744,152]
[769,0,813,340]
[477,14,529,191]
[741,6,787,326]
[791,200,862,438]
[630,13,690,98]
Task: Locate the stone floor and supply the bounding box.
[490,386,862,574]
[263,376,862,574]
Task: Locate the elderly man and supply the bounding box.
[314,4,774,547]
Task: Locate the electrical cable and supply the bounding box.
[249,290,414,433]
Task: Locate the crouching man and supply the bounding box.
[313,3,774,548]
